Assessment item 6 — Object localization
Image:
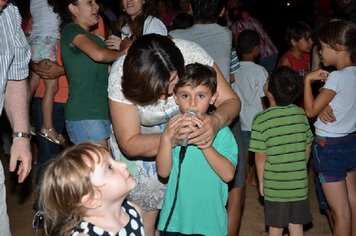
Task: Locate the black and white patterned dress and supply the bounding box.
[71,200,145,236]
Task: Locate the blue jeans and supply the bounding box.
[33,98,65,185]
[66,119,111,144]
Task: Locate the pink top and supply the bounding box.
[230,15,278,59]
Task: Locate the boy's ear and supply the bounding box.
[210,91,219,105]
[291,39,298,47]
[81,191,102,209]
[173,93,179,105]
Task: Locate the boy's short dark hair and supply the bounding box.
[174,63,217,94]
[236,29,260,56]
[172,12,194,30]
[268,66,302,106]
[190,0,226,23]
[285,21,312,47]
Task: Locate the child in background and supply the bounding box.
[304,19,356,236]
[278,21,313,77]
[39,143,144,236]
[28,0,64,144]
[232,29,268,186]
[156,63,238,235]
[249,67,313,236]
[52,0,127,147]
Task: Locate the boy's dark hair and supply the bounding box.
[236,29,260,57]
[285,21,312,47]
[268,66,302,106]
[190,0,227,23]
[172,12,194,30]
[174,63,217,94]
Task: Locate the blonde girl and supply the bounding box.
[39,143,144,236]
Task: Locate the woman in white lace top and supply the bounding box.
[108,34,240,236]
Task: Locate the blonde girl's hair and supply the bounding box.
[39,143,109,236]
[318,19,356,61]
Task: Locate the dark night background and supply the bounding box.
[15,0,318,55]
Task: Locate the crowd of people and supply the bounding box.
[0,0,355,235]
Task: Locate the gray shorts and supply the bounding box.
[229,119,247,188]
[264,199,312,227]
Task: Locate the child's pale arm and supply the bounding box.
[202,147,235,182]
[304,69,335,117]
[156,115,184,178]
[71,34,126,63]
[255,152,267,196]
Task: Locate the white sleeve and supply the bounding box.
[108,55,133,104]
[143,16,168,36]
[174,39,214,66]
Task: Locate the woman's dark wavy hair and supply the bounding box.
[268,66,303,106]
[118,0,157,40]
[318,19,356,61]
[122,34,185,106]
[48,0,77,30]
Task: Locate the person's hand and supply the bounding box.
[120,38,133,53]
[30,60,64,80]
[319,105,336,124]
[9,138,32,183]
[305,69,329,82]
[105,35,122,51]
[187,114,219,149]
[163,114,185,147]
[258,181,264,196]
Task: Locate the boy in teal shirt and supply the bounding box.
[157,63,238,235]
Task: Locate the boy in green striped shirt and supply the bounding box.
[249,66,313,236]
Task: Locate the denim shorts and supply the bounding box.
[313,133,356,183]
[66,119,111,144]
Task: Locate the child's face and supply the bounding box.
[293,35,313,53]
[70,0,100,28]
[173,83,218,116]
[319,41,337,67]
[90,152,136,203]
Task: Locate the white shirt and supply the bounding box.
[231,61,268,131]
[315,66,356,137]
[0,4,31,113]
[121,15,167,39]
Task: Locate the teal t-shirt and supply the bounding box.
[249,105,313,202]
[61,23,109,121]
[158,126,238,236]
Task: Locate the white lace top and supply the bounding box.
[108,38,214,129]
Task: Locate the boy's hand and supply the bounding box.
[163,114,186,147]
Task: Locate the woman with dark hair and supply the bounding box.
[108,34,240,236]
[119,0,167,40]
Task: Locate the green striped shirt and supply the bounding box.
[249,105,313,202]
